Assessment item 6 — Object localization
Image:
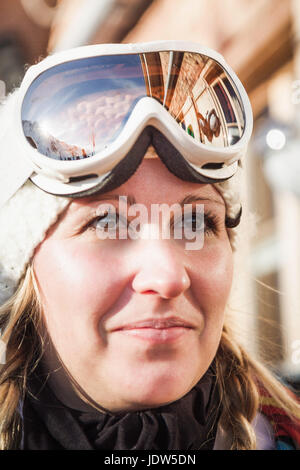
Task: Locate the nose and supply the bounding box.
[131,239,191,299]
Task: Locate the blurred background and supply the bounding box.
[0,0,299,391]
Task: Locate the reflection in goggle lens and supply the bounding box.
[22,52,245,161]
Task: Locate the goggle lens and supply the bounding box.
[22,52,245,161]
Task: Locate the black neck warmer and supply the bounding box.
[20,366,220,450]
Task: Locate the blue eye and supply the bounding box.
[85,211,130,237]
[174,210,219,236]
[92,211,118,230]
[184,212,204,232]
[174,210,203,231]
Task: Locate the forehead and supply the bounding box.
[70,158,225,212]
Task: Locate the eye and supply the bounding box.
[185,211,204,233]
[92,211,118,230]
[84,210,127,234]
[173,210,219,236]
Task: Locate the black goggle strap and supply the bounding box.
[58,126,231,200]
[59,128,153,199]
[225,206,242,228]
[150,127,229,184]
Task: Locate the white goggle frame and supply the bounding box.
[0,40,253,207]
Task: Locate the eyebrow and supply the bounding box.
[180,194,224,207]
[85,193,224,207]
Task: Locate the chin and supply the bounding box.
[115,375,194,412]
[117,393,182,412]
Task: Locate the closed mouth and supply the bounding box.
[111,317,195,332]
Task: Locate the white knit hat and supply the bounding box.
[0,91,244,307]
[0,181,70,305]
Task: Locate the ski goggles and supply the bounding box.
[0,41,253,207]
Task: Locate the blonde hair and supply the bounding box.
[0,266,299,450]
[0,266,45,449]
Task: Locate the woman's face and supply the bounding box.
[33,153,234,412]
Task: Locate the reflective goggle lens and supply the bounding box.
[21,52,245,161]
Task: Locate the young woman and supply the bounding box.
[0,41,299,450]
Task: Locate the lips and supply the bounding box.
[111,317,195,331]
[109,317,195,343]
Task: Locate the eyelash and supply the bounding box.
[81,209,221,237]
[202,211,220,236]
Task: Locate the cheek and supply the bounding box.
[33,240,124,323]
[191,242,233,318]
[189,242,233,363]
